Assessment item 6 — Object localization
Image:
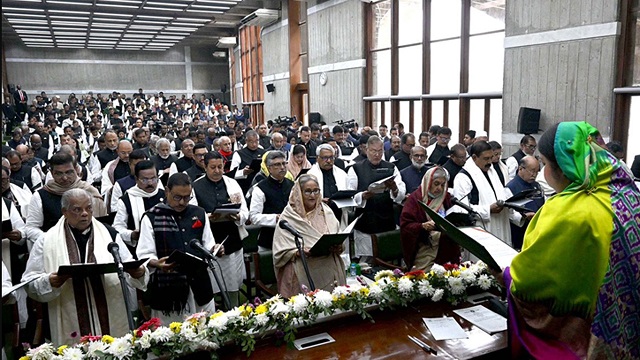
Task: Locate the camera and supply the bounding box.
[334,119,357,130]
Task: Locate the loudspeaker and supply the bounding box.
[517,107,541,134]
[266,84,275,93]
[309,112,322,125]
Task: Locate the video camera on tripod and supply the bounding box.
[334,119,357,130]
[273,115,296,127]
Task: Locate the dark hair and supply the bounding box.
[488,141,502,150]
[450,143,466,155]
[130,149,148,162]
[310,123,321,131]
[520,135,536,145]
[332,125,344,134]
[538,123,559,166]
[134,160,156,177]
[429,125,441,134]
[469,140,492,157]
[5,150,21,160]
[299,126,311,133]
[204,151,223,167]
[49,152,75,168]
[606,140,624,154]
[394,122,405,130]
[167,172,191,189]
[438,127,452,136]
[265,150,286,166]
[193,143,208,153]
[134,127,146,137]
[379,124,388,129]
[244,130,258,139]
[419,132,430,140]
[465,130,476,138]
[1,165,9,176]
[292,144,306,156]
[400,133,415,145]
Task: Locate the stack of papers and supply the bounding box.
[367,175,394,194]
[453,305,507,335]
[422,317,468,340]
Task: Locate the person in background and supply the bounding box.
[287,144,312,179]
[273,174,346,298]
[426,127,452,165]
[506,135,537,181]
[502,122,639,359]
[505,156,542,251]
[442,144,467,188]
[400,146,430,195]
[489,141,509,186]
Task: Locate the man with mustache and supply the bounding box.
[94,130,119,169]
[108,150,149,213]
[452,140,511,247]
[113,160,165,256]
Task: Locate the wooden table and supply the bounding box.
[217,300,508,359]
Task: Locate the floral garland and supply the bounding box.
[20,261,498,360]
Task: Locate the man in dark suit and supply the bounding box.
[13,85,28,120]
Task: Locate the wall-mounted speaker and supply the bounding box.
[266,84,275,93]
[309,112,322,125]
[517,107,541,134]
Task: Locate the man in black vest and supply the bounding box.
[6,150,41,191]
[506,135,536,182]
[108,149,148,213]
[151,138,177,186]
[192,151,249,309]
[347,136,405,260]
[426,127,452,165]
[169,139,195,175]
[298,126,318,164]
[442,144,467,188]
[389,133,415,171]
[184,143,208,181]
[231,130,265,193]
[249,151,294,249]
[137,173,220,323]
[95,130,119,168]
[113,160,165,256]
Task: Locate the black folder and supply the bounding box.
[329,190,358,200]
[418,201,516,271]
[295,168,310,179]
[167,250,208,274]
[309,216,360,257]
[57,258,148,277]
[2,220,12,234]
[248,158,263,172]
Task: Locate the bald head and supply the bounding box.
[517,155,540,183]
[117,140,133,162]
[16,144,29,156]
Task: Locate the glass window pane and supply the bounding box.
[431,0,461,41]
[301,54,308,82]
[372,0,392,50]
[469,99,485,136]
[373,101,392,128]
[373,49,391,95]
[470,0,505,35]
[633,17,639,85]
[399,0,422,46]
[300,23,308,54]
[468,32,505,92]
[431,99,460,141]
[397,100,423,134]
[399,44,422,95]
[430,39,460,94]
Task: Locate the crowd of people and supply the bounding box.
[2,87,639,359]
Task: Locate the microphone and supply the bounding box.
[451,196,478,215]
[107,242,123,269]
[279,220,302,238]
[188,239,215,260]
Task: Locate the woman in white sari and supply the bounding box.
[273,174,346,298]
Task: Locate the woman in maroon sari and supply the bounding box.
[400,166,460,270]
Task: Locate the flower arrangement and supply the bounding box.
[20,261,498,360]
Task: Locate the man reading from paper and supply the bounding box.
[273,174,346,298]
[21,189,148,346]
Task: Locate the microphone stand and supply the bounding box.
[114,261,135,331]
[204,257,232,310]
[293,234,315,291]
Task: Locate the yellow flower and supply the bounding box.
[238,305,253,317]
[451,269,461,277]
[19,356,30,360]
[209,311,224,320]
[57,345,68,355]
[255,304,268,315]
[101,335,114,344]
[170,322,182,334]
[359,287,370,296]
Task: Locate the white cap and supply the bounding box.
[476,130,488,138]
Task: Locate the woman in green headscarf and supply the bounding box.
[503,122,639,359]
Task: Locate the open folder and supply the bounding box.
[329,190,358,208]
[418,201,517,271]
[309,216,361,257]
[57,258,148,277]
[167,250,208,274]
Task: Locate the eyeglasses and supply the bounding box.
[319,156,335,161]
[138,177,158,184]
[268,161,287,168]
[438,137,451,142]
[194,153,207,158]
[171,195,192,202]
[525,144,537,150]
[303,189,321,196]
[53,169,76,178]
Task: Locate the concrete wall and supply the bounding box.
[262,15,292,120]
[502,0,621,154]
[4,43,228,99]
[307,0,366,124]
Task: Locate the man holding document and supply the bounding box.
[273,174,346,298]
[347,136,405,259]
[191,151,249,309]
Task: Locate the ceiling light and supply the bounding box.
[155,35,185,39]
[174,17,211,22]
[94,12,132,17]
[47,1,92,5]
[143,48,166,51]
[130,25,163,30]
[7,19,49,24]
[4,13,47,18]
[2,7,44,12]
[100,0,140,3]
[197,0,239,4]
[118,41,147,45]
[55,31,85,35]
[15,30,51,34]
[92,17,131,22]
[186,9,223,14]
[127,30,157,34]
[142,7,178,11]
[90,32,121,37]
[92,22,127,27]
[138,15,174,20]
[133,20,166,25]
[100,3,138,8]
[148,42,175,46]
[146,1,188,6]
[12,25,51,30]
[50,16,90,20]
[86,28,122,32]
[25,44,56,48]
[170,22,205,27]
[22,38,54,42]
[88,40,117,44]
[190,4,230,10]
[51,21,89,26]
[48,9,90,14]
[56,39,84,43]
[164,27,197,31]
[159,31,190,36]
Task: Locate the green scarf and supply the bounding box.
[510,122,614,317]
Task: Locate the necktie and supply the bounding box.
[19,91,24,101]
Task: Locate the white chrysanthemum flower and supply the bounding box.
[255,313,269,326]
[374,269,394,281]
[368,284,384,299]
[377,277,393,289]
[448,276,466,295]
[459,269,476,283]
[150,326,173,343]
[199,339,220,351]
[105,337,134,358]
[208,314,229,332]
[313,290,334,308]
[431,288,444,302]
[28,343,56,359]
[397,277,413,295]
[180,325,198,341]
[61,347,84,360]
[266,294,283,304]
[417,280,435,296]
[431,264,446,276]
[290,294,310,313]
[477,274,492,290]
[270,300,291,315]
[349,283,364,293]
[137,330,152,350]
[332,286,350,297]
[86,341,106,357]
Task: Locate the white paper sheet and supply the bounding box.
[453,305,507,335]
[422,317,468,340]
[458,227,518,269]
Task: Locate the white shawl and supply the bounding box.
[126,186,160,231]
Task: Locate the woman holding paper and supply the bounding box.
[287,144,312,179]
[505,122,639,359]
[273,174,346,298]
[400,166,460,270]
